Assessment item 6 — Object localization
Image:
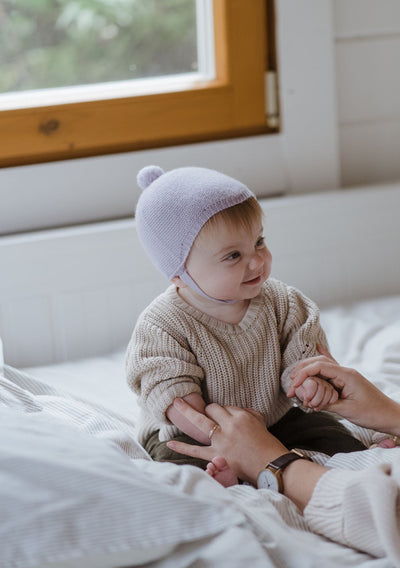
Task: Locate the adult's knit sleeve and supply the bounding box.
[304,459,400,562]
[126,319,204,423]
[276,282,329,394]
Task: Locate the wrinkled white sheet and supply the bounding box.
[1,364,398,568]
[5,294,400,567]
[23,349,137,425]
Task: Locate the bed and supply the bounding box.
[1,182,400,567]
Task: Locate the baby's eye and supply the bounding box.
[256,236,265,248]
[225,251,240,261]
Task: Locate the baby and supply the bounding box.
[126,165,366,477]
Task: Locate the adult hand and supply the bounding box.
[167,399,288,485]
[166,392,210,445]
[293,375,338,411]
[167,398,327,510]
[290,345,400,437]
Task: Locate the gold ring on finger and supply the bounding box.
[208,424,220,440]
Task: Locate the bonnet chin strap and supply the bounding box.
[179,270,237,305]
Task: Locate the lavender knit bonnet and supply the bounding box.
[135,165,254,301]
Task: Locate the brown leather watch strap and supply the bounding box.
[268,450,311,472]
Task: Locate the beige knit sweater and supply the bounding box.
[126,278,328,444]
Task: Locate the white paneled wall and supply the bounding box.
[333,0,400,186]
[2,183,400,367]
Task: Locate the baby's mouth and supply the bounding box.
[243,275,262,285]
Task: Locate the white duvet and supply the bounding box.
[2,294,400,568]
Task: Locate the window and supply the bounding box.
[1,1,200,92]
[0,0,275,168]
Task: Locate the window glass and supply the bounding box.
[0,0,269,168]
[0,0,198,94]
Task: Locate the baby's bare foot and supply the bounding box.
[378,438,397,449]
[206,456,238,487]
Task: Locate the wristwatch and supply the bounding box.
[257,449,311,493]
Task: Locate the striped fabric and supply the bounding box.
[2,363,400,567]
[1,365,248,568]
[2,364,149,460]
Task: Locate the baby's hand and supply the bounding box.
[294,376,338,411]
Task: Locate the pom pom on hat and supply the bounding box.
[137,165,164,190]
[135,165,254,284]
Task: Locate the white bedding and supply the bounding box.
[2,294,400,567]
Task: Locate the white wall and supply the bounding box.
[333,0,400,186]
[0,0,340,235]
[3,182,399,366]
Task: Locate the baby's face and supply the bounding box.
[185,215,272,303]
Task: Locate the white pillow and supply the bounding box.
[0,408,243,568]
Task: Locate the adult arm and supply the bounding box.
[168,355,400,486]
[304,461,400,561]
[168,357,400,562]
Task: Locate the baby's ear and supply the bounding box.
[171,276,187,288]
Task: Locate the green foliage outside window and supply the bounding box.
[0,0,197,93]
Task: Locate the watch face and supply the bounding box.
[257,468,280,492]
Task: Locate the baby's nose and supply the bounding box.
[249,253,263,270]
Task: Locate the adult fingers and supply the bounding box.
[167,439,216,461]
[172,398,219,437]
[244,408,265,424]
[291,355,335,376]
[205,403,250,423]
[290,361,346,390]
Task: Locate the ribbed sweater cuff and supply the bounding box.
[304,469,359,546]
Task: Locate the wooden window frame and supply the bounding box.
[0,0,274,168]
